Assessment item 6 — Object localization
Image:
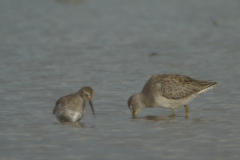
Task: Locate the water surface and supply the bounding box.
[1,0,240,159]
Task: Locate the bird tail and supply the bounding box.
[198,82,218,95]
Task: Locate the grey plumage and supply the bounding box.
[53,86,95,123]
[128,74,218,117]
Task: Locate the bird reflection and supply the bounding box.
[68,123,95,128]
[54,122,86,128]
[131,115,175,122]
[67,122,85,127]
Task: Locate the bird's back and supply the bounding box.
[53,93,85,123]
[142,74,218,100]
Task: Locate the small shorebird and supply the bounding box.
[128,74,218,118]
[53,86,95,123]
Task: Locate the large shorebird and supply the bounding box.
[128,74,218,118]
[53,86,95,123]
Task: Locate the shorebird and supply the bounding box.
[53,86,95,123]
[128,74,218,118]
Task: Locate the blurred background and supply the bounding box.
[0,0,240,159]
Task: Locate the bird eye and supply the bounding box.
[129,105,133,110]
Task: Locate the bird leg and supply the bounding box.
[171,109,176,117]
[184,105,189,118]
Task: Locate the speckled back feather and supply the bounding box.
[53,94,83,115]
[142,74,218,100]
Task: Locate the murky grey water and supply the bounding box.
[1,0,240,159]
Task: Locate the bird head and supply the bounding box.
[80,86,95,118]
[128,93,146,118]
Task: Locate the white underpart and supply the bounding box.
[155,96,191,109]
[54,104,84,123]
[66,110,82,122]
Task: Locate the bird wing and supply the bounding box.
[53,98,64,115]
[52,95,76,114]
[160,75,214,99]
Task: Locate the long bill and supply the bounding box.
[132,112,137,118]
[89,100,95,118]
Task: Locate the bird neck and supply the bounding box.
[136,93,148,109]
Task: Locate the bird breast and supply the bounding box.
[154,95,193,109]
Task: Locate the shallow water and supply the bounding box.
[1,0,240,159]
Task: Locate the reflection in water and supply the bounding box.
[211,17,218,26]
[54,122,86,128]
[67,123,85,127]
[131,115,191,121]
[149,52,159,56]
[132,115,175,122]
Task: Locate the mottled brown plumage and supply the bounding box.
[53,86,95,123]
[128,74,218,117]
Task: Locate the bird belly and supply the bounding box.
[154,96,191,109]
[67,111,83,122]
[54,105,84,123]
